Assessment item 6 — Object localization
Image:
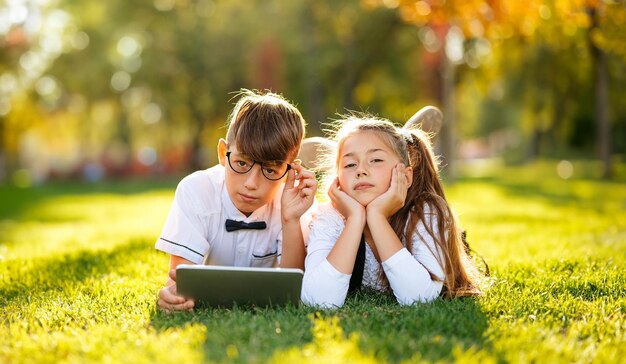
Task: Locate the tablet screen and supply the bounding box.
[176,265,303,308]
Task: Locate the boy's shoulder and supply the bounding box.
[180,164,223,184]
[176,165,225,199]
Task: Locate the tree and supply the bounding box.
[369,0,626,178]
[0,1,78,182]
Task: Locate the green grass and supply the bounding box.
[1,160,625,363]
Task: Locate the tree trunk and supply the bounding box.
[302,3,324,135]
[588,5,612,179]
[189,105,206,172]
[420,23,448,172]
[441,47,456,181]
[341,12,401,111]
[113,110,132,176]
[528,128,541,161]
[0,117,5,183]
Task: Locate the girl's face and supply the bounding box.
[337,131,405,206]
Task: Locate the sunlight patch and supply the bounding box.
[271,313,377,363]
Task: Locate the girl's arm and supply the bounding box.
[301,180,366,308]
[280,164,318,269]
[381,212,444,305]
[366,164,409,261]
[301,204,356,308]
[365,213,444,305]
[366,165,443,305]
[325,178,366,273]
[366,209,440,305]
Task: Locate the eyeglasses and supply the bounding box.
[226,151,291,181]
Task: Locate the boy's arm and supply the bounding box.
[279,164,317,269]
[157,255,195,312]
[165,255,194,285]
[280,220,306,269]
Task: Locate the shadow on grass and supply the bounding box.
[0,179,178,219]
[150,303,317,363]
[335,290,495,362]
[149,289,495,363]
[0,240,151,307]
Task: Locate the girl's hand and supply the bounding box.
[367,163,409,219]
[328,177,366,223]
[281,164,318,223]
[157,269,195,312]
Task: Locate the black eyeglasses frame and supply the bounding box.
[225,151,292,181]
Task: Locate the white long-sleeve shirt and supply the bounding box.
[301,203,445,308]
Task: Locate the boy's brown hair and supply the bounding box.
[226,89,305,163]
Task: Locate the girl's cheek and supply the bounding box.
[337,176,348,190]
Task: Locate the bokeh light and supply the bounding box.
[557,160,574,180]
[111,71,131,92]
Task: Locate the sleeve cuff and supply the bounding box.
[155,238,205,264]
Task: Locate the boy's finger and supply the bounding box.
[296,169,315,180]
[159,284,185,303]
[284,167,296,189]
[169,268,177,281]
[300,188,314,198]
[290,163,304,173]
[157,299,171,312]
[297,177,317,190]
[159,299,192,312]
[292,165,317,183]
[185,300,195,310]
[299,179,317,192]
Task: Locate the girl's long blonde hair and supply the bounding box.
[324,114,481,297]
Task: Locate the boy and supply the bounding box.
[156,90,318,311]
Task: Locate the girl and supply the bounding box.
[301,115,481,308]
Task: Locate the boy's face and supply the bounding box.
[218,139,289,216]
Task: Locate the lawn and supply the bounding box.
[1,160,625,363]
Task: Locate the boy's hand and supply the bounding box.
[329,177,366,223]
[157,268,195,312]
[281,164,318,223]
[367,164,409,219]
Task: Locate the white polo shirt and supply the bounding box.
[155,165,284,267]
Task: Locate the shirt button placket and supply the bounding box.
[236,233,246,264]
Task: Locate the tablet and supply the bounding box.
[176,264,304,308]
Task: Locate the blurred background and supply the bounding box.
[1,0,625,186]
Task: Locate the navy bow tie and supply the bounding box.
[225,219,267,232]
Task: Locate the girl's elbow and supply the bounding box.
[396,293,438,306]
[301,288,345,308]
[395,285,442,306]
[304,299,345,309]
